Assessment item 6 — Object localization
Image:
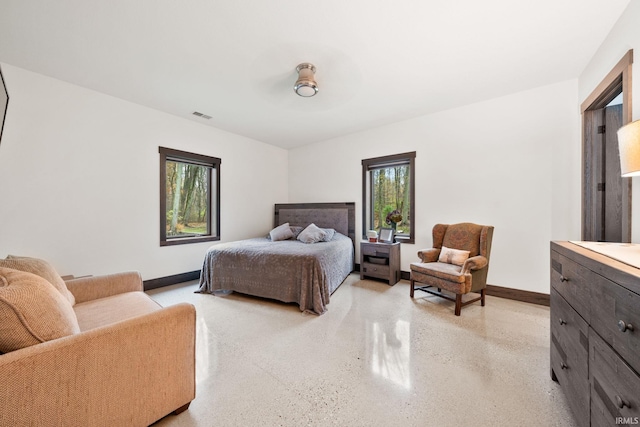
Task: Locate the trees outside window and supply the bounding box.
[362,152,415,243]
[159,147,220,246]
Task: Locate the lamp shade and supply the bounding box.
[618,119,640,177]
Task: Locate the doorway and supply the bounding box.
[581,50,633,242]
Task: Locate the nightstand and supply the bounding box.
[360,241,401,285]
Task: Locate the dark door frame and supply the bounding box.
[581,50,633,242]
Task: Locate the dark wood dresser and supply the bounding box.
[551,241,640,426]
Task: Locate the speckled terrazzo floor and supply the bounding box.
[148,273,577,427]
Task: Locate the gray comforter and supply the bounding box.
[196,232,354,314]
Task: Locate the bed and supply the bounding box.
[196,202,355,315]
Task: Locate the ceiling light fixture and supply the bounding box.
[294,63,318,97]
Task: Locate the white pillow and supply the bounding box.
[438,246,470,266]
[269,223,294,241]
[297,223,327,244]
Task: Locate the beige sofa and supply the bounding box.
[0,258,196,427]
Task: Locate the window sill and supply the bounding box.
[394,235,414,244]
[361,235,414,244]
[161,235,220,246]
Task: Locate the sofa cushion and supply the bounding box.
[0,267,80,353]
[73,291,162,332]
[0,255,75,305]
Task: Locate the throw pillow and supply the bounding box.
[297,223,327,244]
[0,267,80,353]
[290,226,304,238]
[0,255,75,305]
[321,228,336,242]
[438,246,471,266]
[269,223,294,241]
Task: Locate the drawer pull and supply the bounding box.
[616,395,630,409]
[559,275,569,282]
[618,320,634,333]
[558,318,567,325]
[560,363,568,370]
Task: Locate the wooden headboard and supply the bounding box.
[274,202,356,246]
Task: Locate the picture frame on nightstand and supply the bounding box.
[379,227,395,243]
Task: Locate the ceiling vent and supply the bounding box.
[192,111,212,120]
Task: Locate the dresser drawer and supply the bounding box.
[362,262,390,278]
[551,340,589,427]
[361,244,390,257]
[590,277,640,375]
[550,251,592,322]
[550,288,589,380]
[590,329,640,426]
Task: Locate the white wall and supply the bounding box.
[289,80,581,294]
[579,1,640,242]
[0,64,288,280]
[0,63,583,293]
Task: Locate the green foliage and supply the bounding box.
[182,223,207,234]
[166,161,210,236]
[371,165,411,233]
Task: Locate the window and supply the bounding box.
[159,147,221,246]
[362,152,415,244]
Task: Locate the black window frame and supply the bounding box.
[159,146,221,246]
[362,151,416,244]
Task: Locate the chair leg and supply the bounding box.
[481,288,486,307]
[410,279,414,298]
[455,294,462,316]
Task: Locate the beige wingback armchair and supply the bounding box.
[410,223,494,316]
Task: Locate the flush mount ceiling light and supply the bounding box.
[294,63,318,97]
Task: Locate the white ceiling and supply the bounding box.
[0,0,630,149]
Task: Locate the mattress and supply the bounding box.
[196,232,354,314]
